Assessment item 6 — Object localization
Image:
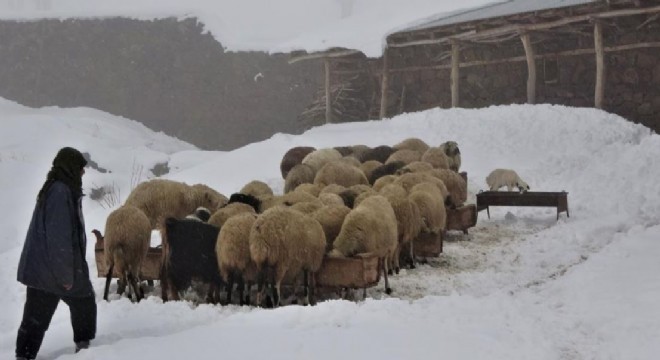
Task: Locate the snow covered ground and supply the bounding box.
[0,97,658,359]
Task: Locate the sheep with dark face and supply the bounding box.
[228,192,262,213]
[361,145,395,163]
[216,212,259,305]
[125,179,227,229]
[396,161,434,175]
[99,205,151,302]
[486,168,530,192]
[369,161,406,185]
[329,195,398,294]
[185,207,212,222]
[439,141,462,172]
[280,146,316,179]
[160,218,223,303]
[249,207,326,307]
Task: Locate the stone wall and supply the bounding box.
[0,17,324,150]
[380,14,660,132]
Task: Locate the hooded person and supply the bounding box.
[15,147,97,360]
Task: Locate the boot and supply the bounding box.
[75,340,90,353]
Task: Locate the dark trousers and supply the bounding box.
[16,287,97,359]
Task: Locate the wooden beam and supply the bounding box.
[388,5,660,48]
[324,59,332,124]
[379,48,390,119]
[451,40,460,108]
[594,21,605,109]
[288,49,361,64]
[520,32,536,104]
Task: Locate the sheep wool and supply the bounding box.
[314,161,369,188]
[249,207,326,306]
[102,205,151,302]
[240,180,274,198]
[439,141,462,172]
[208,202,256,228]
[280,146,316,179]
[385,149,422,165]
[216,212,259,305]
[393,137,430,154]
[486,168,530,192]
[284,163,316,193]
[421,147,450,169]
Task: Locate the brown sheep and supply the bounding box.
[125,179,227,230]
[349,144,372,162]
[310,204,352,251]
[421,147,451,169]
[208,202,256,228]
[361,145,395,163]
[101,205,151,302]
[329,195,398,294]
[302,148,343,174]
[280,146,316,179]
[427,168,468,208]
[284,163,316,193]
[249,207,326,307]
[240,180,274,198]
[359,160,383,182]
[385,149,422,165]
[396,161,434,175]
[318,192,345,207]
[393,137,430,154]
[293,183,322,197]
[369,161,406,185]
[216,212,259,305]
[372,175,398,192]
[314,161,369,188]
[378,184,422,272]
[408,183,447,235]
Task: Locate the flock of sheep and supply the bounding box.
[99,137,530,307]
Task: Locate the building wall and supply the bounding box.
[0,17,324,150]
[382,14,660,132]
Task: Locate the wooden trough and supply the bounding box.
[476,191,569,220]
[446,204,478,234]
[93,230,381,293]
[93,232,162,281]
[413,231,443,258]
[316,253,380,289]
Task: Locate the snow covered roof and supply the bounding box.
[401,0,598,33]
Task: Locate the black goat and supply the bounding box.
[160,218,223,303]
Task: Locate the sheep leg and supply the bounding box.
[224,274,234,306]
[103,264,114,301]
[237,277,246,306]
[244,281,252,306]
[303,270,310,306]
[256,267,266,307]
[408,241,416,269]
[393,245,401,275]
[127,272,142,302]
[382,257,392,295]
[309,272,317,306]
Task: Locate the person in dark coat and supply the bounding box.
[15,147,97,360]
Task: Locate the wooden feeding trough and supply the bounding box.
[316,253,380,289]
[92,230,162,281]
[413,231,443,258]
[476,191,569,220]
[446,204,478,234]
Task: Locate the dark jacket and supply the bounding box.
[17,181,94,297]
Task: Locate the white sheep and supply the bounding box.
[216,212,259,305]
[439,141,462,172]
[486,168,531,192]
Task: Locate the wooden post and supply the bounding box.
[324,58,332,123]
[451,40,460,108]
[520,32,536,104]
[379,48,390,119]
[594,21,605,109]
